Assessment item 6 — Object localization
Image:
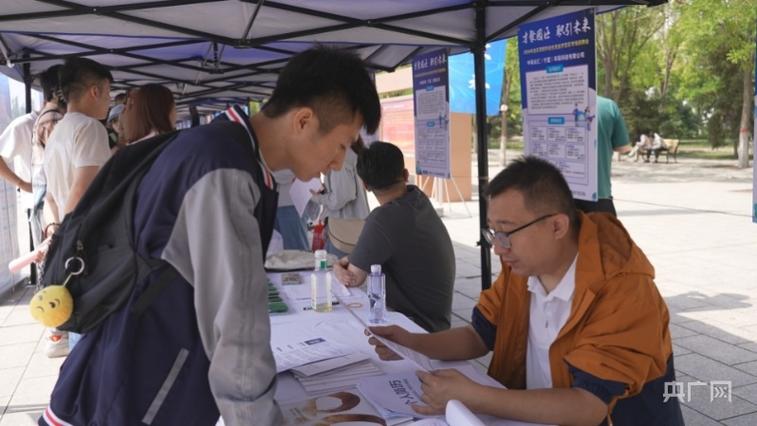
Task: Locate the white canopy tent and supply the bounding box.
[0,0,666,289]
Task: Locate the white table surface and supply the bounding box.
[268,272,546,426]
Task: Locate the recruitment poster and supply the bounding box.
[412,49,450,178]
[518,9,598,201]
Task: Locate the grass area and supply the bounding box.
[676,139,753,160]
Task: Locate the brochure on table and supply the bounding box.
[518,8,598,202]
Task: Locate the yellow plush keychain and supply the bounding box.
[29,257,83,328]
[29,285,73,328]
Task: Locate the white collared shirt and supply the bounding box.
[526,256,577,389]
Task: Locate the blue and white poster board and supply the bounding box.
[448,39,507,116]
[518,9,598,201]
[413,49,450,178]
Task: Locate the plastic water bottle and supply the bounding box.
[310,250,332,312]
[368,264,385,324]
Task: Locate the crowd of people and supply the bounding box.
[0,48,683,425]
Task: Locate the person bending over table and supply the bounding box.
[334,141,454,332]
[40,47,382,426]
[367,156,683,426]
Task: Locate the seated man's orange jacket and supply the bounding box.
[476,212,675,420]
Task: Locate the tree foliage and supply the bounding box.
[591,0,755,163]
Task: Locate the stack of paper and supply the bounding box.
[272,337,352,373]
[294,358,385,395]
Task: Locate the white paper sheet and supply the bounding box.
[291,352,370,377]
[341,299,435,372]
[272,337,351,373]
[445,400,485,426]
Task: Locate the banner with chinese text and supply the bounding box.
[412,49,450,178]
[518,9,598,201]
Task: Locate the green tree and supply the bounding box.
[498,39,521,165]
[596,6,665,100]
[677,0,756,166]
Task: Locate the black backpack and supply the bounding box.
[41,131,180,333]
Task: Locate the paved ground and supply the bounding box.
[1,151,756,425]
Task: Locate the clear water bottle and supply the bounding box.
[368,264,385,324]
[310,250,332,312]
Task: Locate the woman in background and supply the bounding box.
[121,84,176,144]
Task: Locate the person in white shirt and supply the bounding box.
[44,57,112,222]
[0,111,37,193]
[43,57,112,356]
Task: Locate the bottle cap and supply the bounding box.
[370,264,382,274]
[314,250,328,269]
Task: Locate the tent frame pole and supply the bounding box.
[473,1,492,290]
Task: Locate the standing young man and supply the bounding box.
[369,156,683,426]
[41,47,381,426]
[43,57,112,356]
[44,57,112,221]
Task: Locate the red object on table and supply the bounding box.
[311,222,325,251]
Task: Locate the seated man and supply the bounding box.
[368,156,683,426]
[334,142,454,332]
[645,133,666,163]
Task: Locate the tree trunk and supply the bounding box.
[499,71,512,166]
[737,65,753,168]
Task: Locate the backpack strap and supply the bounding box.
[130,263,180,317]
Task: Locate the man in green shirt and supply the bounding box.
[574,96,631,216]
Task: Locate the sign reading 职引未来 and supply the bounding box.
[519,8,598,201]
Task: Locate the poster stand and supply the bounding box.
[418,175,472,218]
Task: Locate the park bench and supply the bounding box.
[659,138,680,163]
[636,138,680,163]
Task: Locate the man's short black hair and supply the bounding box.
[38,64,63,102]
[485,156,579,229]
[58,57,113,102]
[357,141,405,191]
[263,46,381,134]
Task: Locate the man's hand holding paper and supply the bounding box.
[413,369,478,416]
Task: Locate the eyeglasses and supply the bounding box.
[481,213,557,249]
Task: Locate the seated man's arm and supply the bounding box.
[370,324,489,361]
[333,256,368,287]
[416,378,607,426]
[338,217,392,287]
